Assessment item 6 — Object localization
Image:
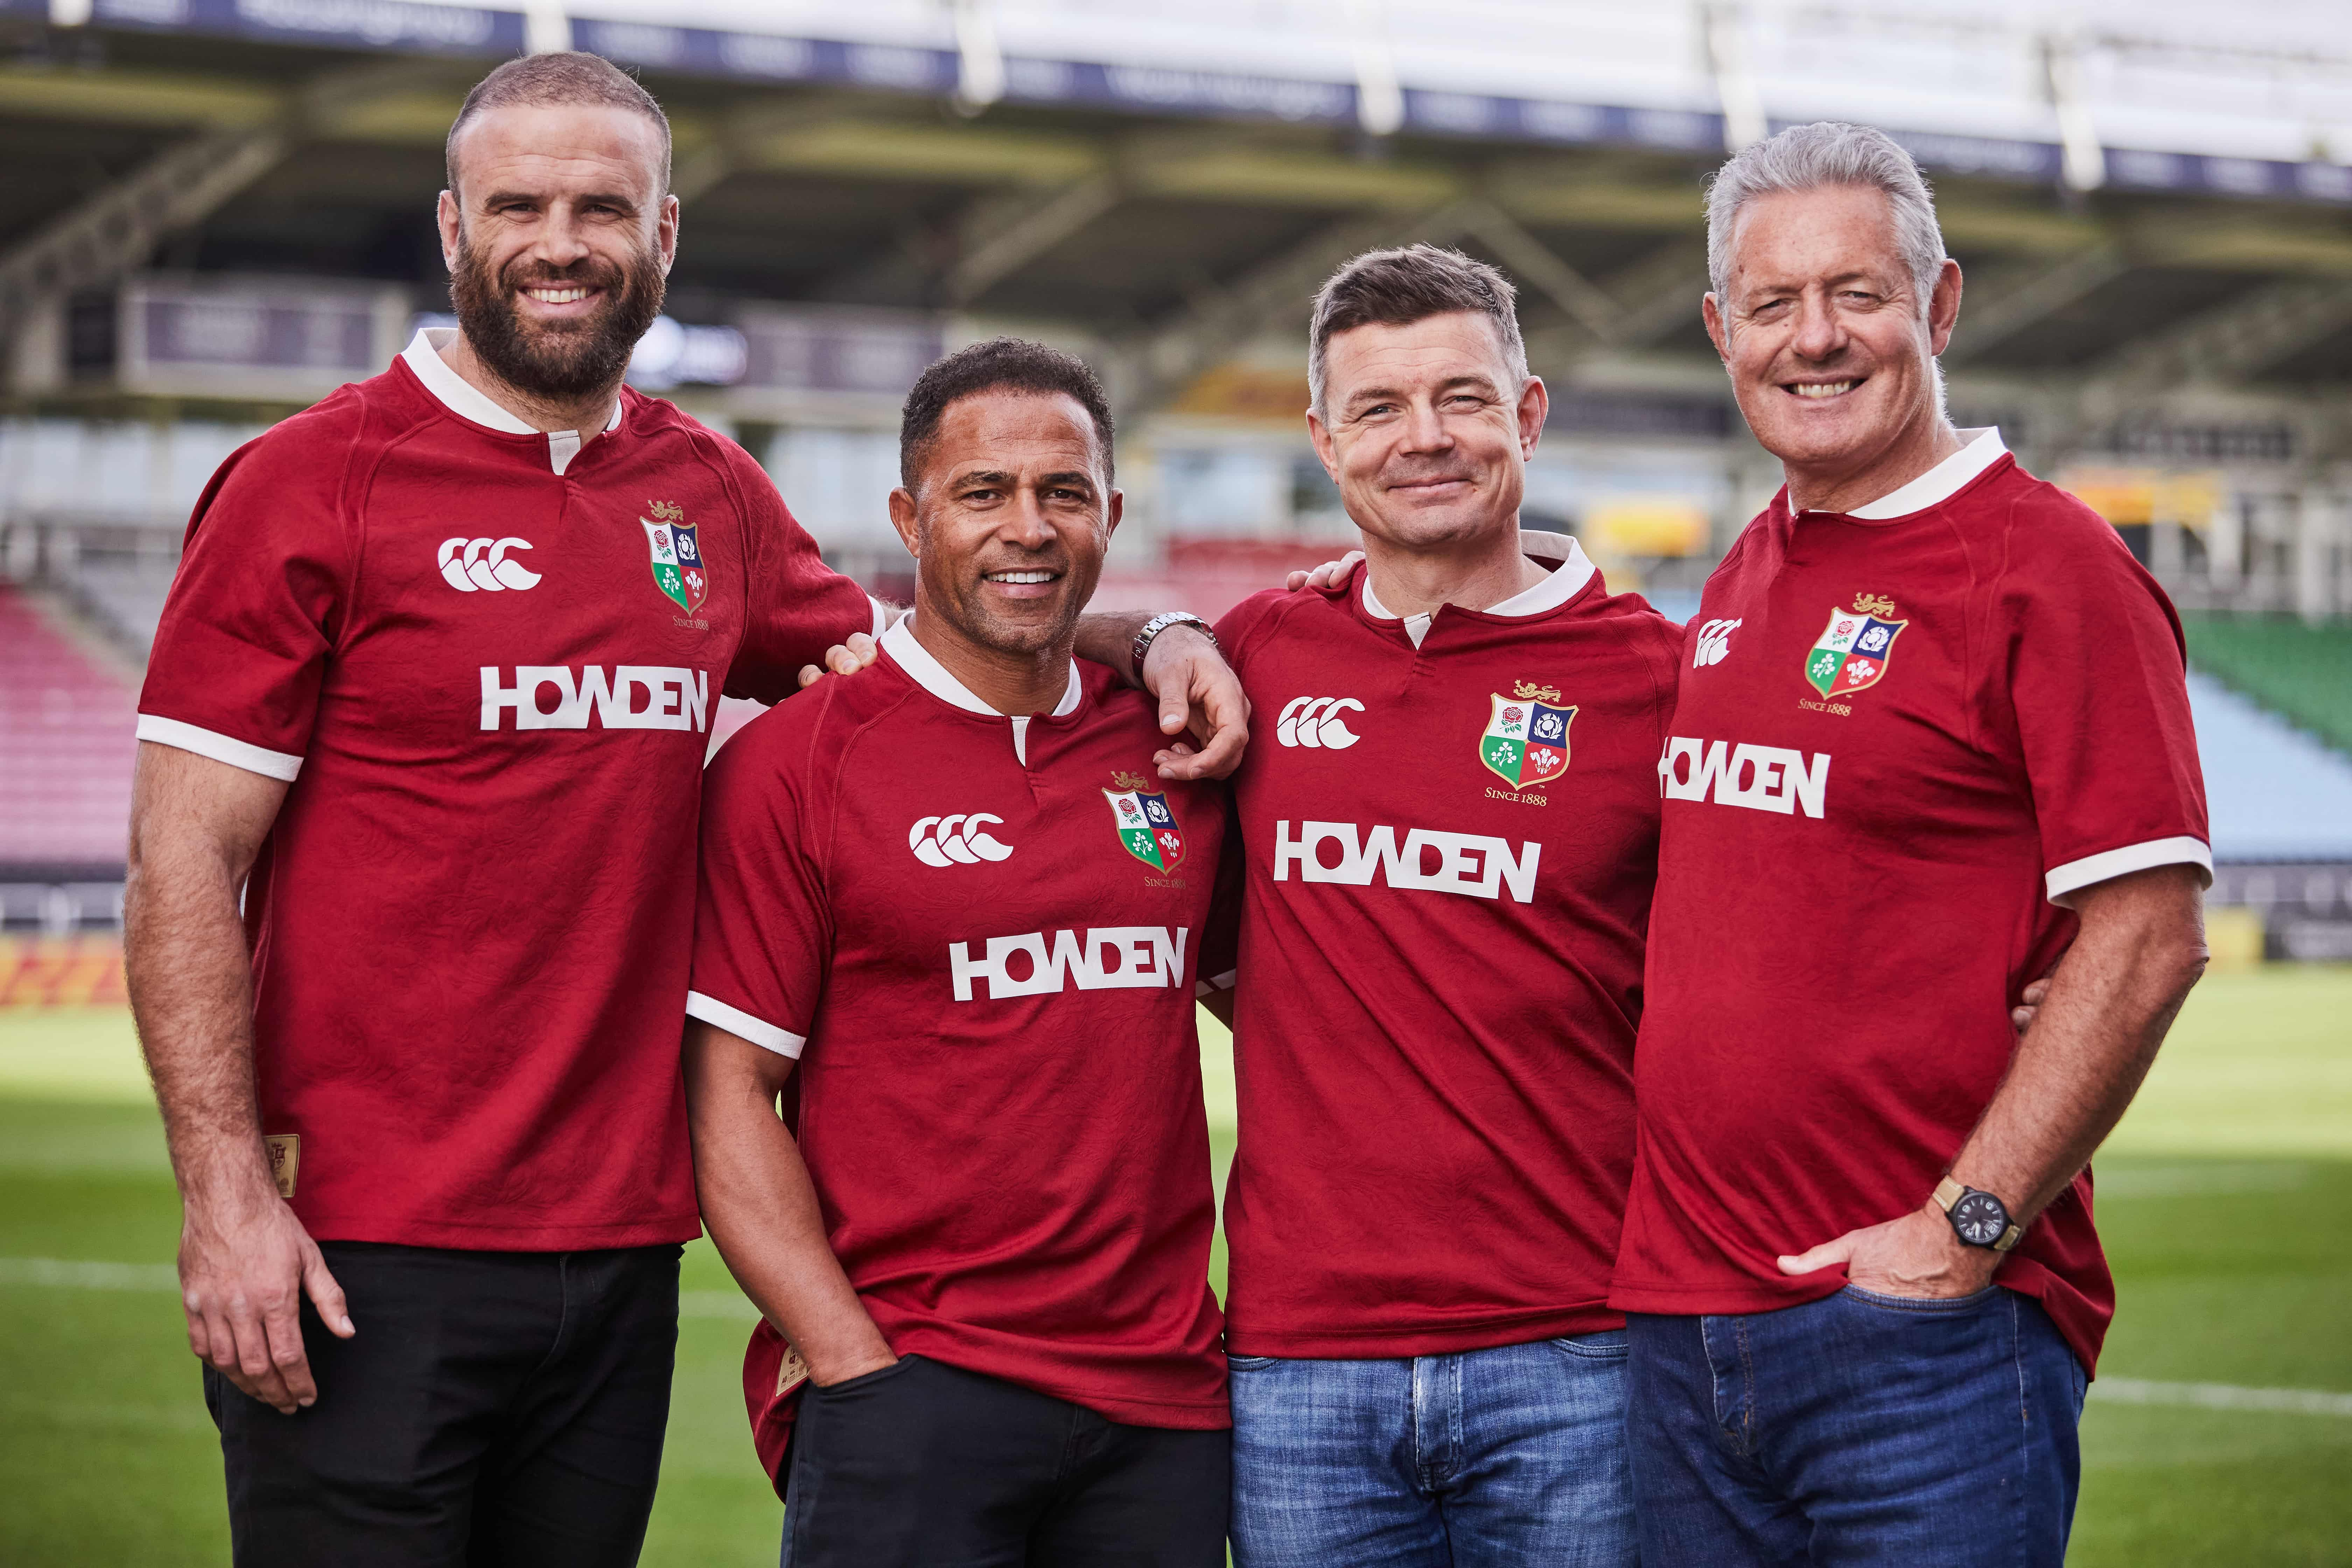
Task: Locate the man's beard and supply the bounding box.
[450,230,665,404]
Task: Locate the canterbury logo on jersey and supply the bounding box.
[1276,696,1363,749]
[1657,737,1830,818]
[440,537,540,592]
[479,667,710,732]
[1273,820,1540,904]
[910,813,1013,866]
[950,927,1189,1001]
[1693,618,1741,667]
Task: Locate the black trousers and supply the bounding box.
[782,1354,1230,1568]
[205,1241,681,1568]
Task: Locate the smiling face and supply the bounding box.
[439,102,678,403]
[890,390,1121,660]
[1307,310,1545,557]
[1704,184,1961,489]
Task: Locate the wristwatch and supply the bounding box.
[1131,611,1216,675]
[1934,1176,2024,1253]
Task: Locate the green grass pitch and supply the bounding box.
[1,968,2347,1564]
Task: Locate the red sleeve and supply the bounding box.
[1986,498,2211,906]
[686,714,834,1056]
[135,420,353,780]
[719,443,881,705]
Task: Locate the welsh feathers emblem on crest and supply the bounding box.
[1480,680,1575,789]
[1805,593,1907,699]
[642,500,710,615]
[1102,770,1186,872]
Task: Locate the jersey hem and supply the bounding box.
[1224,1301,1621,1359]
[1607,1275,1846,1315]
[913,1351,1232,1430]
[685,990,806,1057]
[135,714,303,781]
[2045,835,2213,905]
[298,1211,702,1251]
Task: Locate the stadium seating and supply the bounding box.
[63,559,175,658]
[2182,614,2352,760]
[0,586,136,873]
[2186,672,2352,863]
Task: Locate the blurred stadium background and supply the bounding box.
[0,0,2347,1562]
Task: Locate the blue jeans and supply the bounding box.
[1626,1287,2090,1567]
[1228,1334,1637,1568]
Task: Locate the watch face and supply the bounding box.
[1951,1190,2009,1247]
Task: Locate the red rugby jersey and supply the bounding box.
[687,621,1231,1429]
[1611,432,2210,1373]
[1209,533,1682,1358]
[135,329,878,1250]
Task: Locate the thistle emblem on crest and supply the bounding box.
[1804,593,1907,699]
[1103,772,1185,872]
[640,499,710,616]
[1480,680,1576,789]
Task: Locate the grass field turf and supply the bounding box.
[1,968,2346,1565]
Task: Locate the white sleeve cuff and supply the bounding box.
[2046,836,2213,907]
[135,715,303,781]
[685,990,807,1058]
[1193,968,1238,998]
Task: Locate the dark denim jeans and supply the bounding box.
[1626,1286,2089,1567]
[1228,1334,1637,1568]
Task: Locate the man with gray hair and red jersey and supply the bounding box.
[1609,122,2210,1563]
[126,51,1242,1565]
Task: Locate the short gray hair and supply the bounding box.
[1704,122,1946,314]
[1308,244,1528,417]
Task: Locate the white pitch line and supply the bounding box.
[2092,1377,2352,1418]
[0,1257,179,1290]
[9,1261,2330,1416]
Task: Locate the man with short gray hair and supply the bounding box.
[1610,121,2211,1564]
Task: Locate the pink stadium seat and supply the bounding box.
[0,586,136,870]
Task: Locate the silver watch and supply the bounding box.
[1131,611,1216,674]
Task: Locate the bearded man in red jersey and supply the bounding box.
[1610,122,2210,1567]
[126,53,1240,1567]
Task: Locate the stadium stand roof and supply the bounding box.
[4,0,2350,454]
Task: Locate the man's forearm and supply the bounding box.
[682,1026,891,1382]
[1073,609,1154,685]
[1951,865,2208,1220]
[125,748,285,1206]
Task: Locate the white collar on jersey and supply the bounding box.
[400,328,624,477]
[881,616,1084,719]
[1361,530,1596,648]
[1839,427,2006,520]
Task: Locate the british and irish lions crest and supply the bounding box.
[1102,771,1186,872]
[1480,680,1576,789]
[1805,592,1907,699]
[641,500,710,616]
